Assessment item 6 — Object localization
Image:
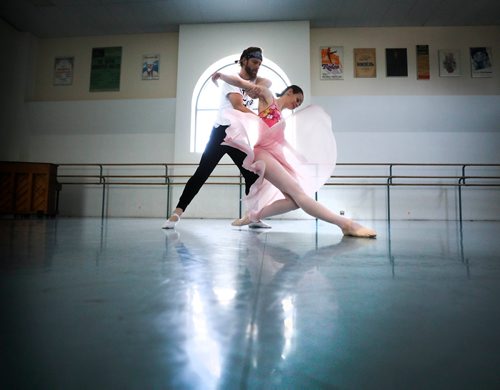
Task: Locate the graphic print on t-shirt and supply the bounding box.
[240,88,254,108]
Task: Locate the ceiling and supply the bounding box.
[1,0,500,39]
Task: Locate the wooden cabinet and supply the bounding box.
[0,162,57,216]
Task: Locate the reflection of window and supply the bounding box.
[191,55,290,153]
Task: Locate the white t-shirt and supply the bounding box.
[214,74,256,126]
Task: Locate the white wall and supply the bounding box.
[314,95,500,163]
[174,21,311,163]
[26,99,176,162]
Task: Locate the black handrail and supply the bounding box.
[55,162,500,220]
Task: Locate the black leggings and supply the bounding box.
[175,125,259,211]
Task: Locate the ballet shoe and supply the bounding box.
[231,215,251,226]
[341,221,377,238]
[162,213,180,229]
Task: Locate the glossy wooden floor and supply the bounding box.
[1,217,499,389]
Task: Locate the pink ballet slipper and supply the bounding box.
[341,221,377,238]
[231,215,251,226]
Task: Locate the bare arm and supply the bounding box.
[256,76,272,88]
[212,72,251,89]
[212,72,273,106]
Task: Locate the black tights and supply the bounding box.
[175,125,259,211]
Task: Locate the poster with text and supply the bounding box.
[416,45,430,80]
[53,57,74,86]
[320,46,343,80]
[142,54,160,80]
[354,48,376,78]
[89,47,122,91]
[438,49,461,77]
[470,47,493,78]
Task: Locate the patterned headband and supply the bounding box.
[245,51,263,61]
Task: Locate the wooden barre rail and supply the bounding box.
[55,162,500,221]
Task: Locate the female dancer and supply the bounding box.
[211,72,377,238]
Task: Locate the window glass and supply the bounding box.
[191,57,290,153]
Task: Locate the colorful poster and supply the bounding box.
[320,46,343,80]
[470,47,493,78]
[386,48,408,77]
[53,57,74,86]
[438,49,461,77]
[354,48,376,78]
[142,54,160,80]
[89,47,122,91]
[416,45,430,80]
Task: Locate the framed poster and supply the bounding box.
[320,46,343,80]
[142,54,160,80]
[470,47,493,78]
[53,57,74,86]
[438,49,461,77]
[89,47,122,91]
[416,45,430,80]
[386,48,408,77]
[354,48,376,78]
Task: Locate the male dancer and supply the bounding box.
[162,47,270,229]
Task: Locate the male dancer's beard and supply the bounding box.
[245,64,258,80]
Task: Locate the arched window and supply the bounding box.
[191,55,291,153]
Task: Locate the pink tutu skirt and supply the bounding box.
[222,104,337,220]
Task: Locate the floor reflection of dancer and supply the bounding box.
[211,72,377,238]
[220,232,375,388]
[164,230,242,388]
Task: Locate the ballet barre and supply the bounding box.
[328,163,500,222]
[55,162,500,221]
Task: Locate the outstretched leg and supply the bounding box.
[258,197,299,219]
[257,151,376,238]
